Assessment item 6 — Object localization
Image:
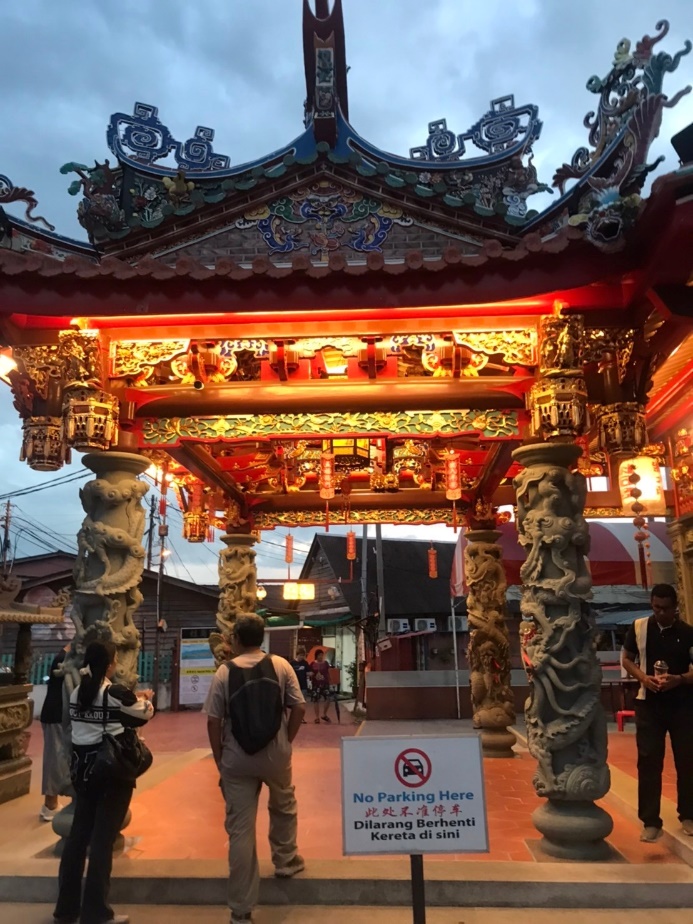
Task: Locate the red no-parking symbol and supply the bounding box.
[394,748,432,788]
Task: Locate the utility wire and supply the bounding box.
[0,470,90,501]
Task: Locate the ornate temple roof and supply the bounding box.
[1,7,690,278]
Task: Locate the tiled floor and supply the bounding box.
[607,727,677,805]
[33,712,676,867]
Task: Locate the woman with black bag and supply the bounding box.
[54,640,154,924]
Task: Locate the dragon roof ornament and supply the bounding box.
[548,20,692,251]
[0,173,55,231]
[553,19,691,210]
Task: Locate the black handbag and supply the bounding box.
[91,687,153,785]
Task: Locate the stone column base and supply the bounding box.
[0,756,31,805]
[481,728,516,758]
[533,800,614,860]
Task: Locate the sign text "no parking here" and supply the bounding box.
[341,736,489,855]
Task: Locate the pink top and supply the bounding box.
[310,660,330,687]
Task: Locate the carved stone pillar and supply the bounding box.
[212,531,258,663]
[667,516,693,626]
[0,683,33,805]
[512,442,612,860]
[70,451,149,689]
[464,528,516,758]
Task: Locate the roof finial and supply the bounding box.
[303,0,349,140]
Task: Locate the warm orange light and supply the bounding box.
[428,545,438,579]
[283,582,315,601]
[346,530,357,561]
[285,535,294,564]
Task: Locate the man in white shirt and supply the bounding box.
[205,614,306,924]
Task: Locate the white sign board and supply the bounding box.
[178,628,217,707]
[341,735,488,855]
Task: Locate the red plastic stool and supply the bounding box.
[616,710,635,732]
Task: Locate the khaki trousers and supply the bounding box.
[221,749,299,917]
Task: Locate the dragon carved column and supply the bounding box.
[464,503,516,758]
[512,313,612,860]
[211,509,258,663]
[69,451,149,690]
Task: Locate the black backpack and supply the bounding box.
[227,655,284,755]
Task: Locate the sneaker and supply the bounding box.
[230,914,253,923]
[640,826,663,843]
[40,804,58,822]
[682,820,693,836]
[275,854,305,878]
[321,715,331,723]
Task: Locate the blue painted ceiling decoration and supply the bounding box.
[50,3,690,257]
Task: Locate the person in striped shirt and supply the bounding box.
[54,640,154,924]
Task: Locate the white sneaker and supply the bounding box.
[39,804,58,822]
[640,825,663,842]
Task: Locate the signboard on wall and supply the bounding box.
[341,735,488,855]
[179,627,217,707]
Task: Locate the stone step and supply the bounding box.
[1,859,692,909]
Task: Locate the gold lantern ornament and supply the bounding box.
[180,479,210,543]
[63,387,119,452]
[20,417,71,472]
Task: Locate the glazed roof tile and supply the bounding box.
[0,225,584,282]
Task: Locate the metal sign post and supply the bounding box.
[410,854,426,923]
[342,735,488,924]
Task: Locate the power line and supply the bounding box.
[0,469,90,501]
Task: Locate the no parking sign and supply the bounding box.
[341,735,488,855]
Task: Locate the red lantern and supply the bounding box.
[346,530,357,561]
[285,534,294,564]
[320,451,335,500]
[445,451,461,500]
[428,544,438,579]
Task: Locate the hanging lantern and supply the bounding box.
[62,388,119,452]
[428,544,438,579]
[444,450,461,500]
[183,510,209,543]
[320,451,336,499]
[182,481,209,543]
[346,530,357,561]
[444,449,462,532]
[618,457,665,516]
[20,417,70,472]
[285,534,294,564]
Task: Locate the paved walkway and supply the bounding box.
[0,904,687,923]
[14,713,683,867]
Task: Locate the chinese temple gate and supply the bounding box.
[1,3,693,858]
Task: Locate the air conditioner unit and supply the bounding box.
[387,618,410,635]
[446,616,468,633]
[414,618,437,633]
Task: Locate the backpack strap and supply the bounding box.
[102,686,109,733]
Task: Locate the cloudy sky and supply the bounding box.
[0,1,691,584]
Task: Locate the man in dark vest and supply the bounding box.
[622,583,693,842]
[205,614,306,924]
